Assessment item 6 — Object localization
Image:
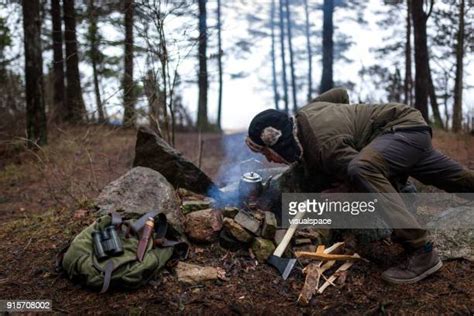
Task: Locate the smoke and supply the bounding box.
[213,132,265,185]
[207,132,266,206]
[206,131,290,208]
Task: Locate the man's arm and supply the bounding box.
[311,88,350,104]
[319,136,359,181]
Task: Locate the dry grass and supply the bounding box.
[0,125,135,221]
[432,129,474,168]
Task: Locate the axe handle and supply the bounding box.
[274,211,305,257]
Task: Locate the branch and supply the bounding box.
[425,0,434,20]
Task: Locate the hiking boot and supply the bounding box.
[382,244,443,284]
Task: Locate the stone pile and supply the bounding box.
[182,200,328,263]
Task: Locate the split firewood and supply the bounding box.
[316,244,325,254]
[317,260,356,294]
[295,252,362,261]
[297,242,344,305]
[298,263,322,305]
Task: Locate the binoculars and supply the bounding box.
[92,226,124,260]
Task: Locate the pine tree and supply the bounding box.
[197,0,209,130]
[23,0,47,146]
[278,0,289,113]
[87,0,105,123]
[452,0,465,132]
[122,0,135,127]
[216,0,223,130]
[320,0,334,93]
[63,0,86,122]
[51,0,65,121]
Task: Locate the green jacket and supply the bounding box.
[296,88,428,180]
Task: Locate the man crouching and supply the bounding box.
[246,87,474,284]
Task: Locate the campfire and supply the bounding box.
[130,128,364,304]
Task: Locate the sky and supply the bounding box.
[0,0,472,131]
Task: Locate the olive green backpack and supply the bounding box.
[60,212,186,293]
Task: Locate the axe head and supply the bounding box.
[267,255,297,280]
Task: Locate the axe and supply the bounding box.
[267,211,305,279]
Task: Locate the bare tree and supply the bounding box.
[63,0,85,122]
[122,0,135,127]
[136,1,195,144]
[452,0,465,132]
[51,0,65,121]
[23,0,47,146]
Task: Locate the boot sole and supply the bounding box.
[382,260,443,285]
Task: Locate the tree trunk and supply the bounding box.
[278,0,289,113]
[411,0,429,121]
[303,0,312,102]
[122,0,135,127]
[157,22,169,141]
[63,0,85,122]
[144,69,162,135]
[88,0,105,123]
[270,0,279,110]
[428,70,443,128]
[23,0,47,146]
[217,0,223,130]
[51,0,65,121]
[404,0,412,105]
[452,0,464,132]
[197,0,209,130]
[320,0,334,94]
[285,0,297,113]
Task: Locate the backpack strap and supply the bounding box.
[153,213,189,259]
[110,211,123,226]
[55,242,72,273]
[100,261,115,293]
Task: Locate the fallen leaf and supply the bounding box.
[73,209,88,219]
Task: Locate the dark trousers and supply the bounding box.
[347,130,474,248]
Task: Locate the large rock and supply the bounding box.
[427,206,474,261]
[261,211,277,239]
[181,200,212,214]
[234,210,261,235]
[133,127,218,196]
[251,238,275,263]
[223,218,253,243]
[184,209,223,242]
[95,167,183,232]
[175,262,226,285]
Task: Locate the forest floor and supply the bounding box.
[0,125,473,315]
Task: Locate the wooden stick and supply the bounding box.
[317,260,355,294]
[320,242,344,254]
[316,245,325,254]
[298,263,322,305]
[295,252,361,261]
[297,242,344,305]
